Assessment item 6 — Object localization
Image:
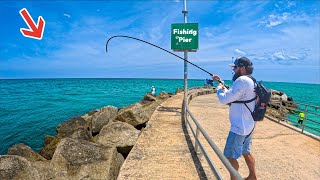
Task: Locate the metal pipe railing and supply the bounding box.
[305,118,320,124]
[268,100,320,135]
[295,102,319,110]
[184,88,243,179]
[280,117,320,133]
[184,88,319,179]
[185,115,222,179]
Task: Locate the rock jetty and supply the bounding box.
[0,91,173,180]
[267,89,297,119]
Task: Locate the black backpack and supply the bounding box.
[232,75,271,121]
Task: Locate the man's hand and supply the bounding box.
[218,83,225,90]
[212,75,221,82]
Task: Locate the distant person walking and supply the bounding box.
[298,112,305,125]
[212,57,257,180]
[151,86,156,96]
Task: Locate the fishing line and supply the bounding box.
[105,35,224,84]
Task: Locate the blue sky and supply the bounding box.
[0,0,319,83]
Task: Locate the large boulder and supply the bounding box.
[268,89,298,119]
[140,94,157,104]
[56,116,90,139]
[40,116,92,160]
[69,128,92,140]
[141,101,161,120]
[7,144,46,162]
[0,155,40,180]
[96,122,140,155]
[31,161,55,180]
[270,90,297,110]
[81,109,99,120]
[90,106,118,134]
[115,103,149,127]
[39,128,92,160]
[158,91,171,99]
[51,138,124,180]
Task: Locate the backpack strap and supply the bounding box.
[232,96,257,103]
[244,103,253,114]
[231,75,257,104]
[245,75,257,84]
[231,75,257,116]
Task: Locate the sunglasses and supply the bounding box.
[232,66,237,71]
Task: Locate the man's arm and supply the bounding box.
[216,79,246,105]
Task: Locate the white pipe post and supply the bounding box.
[182,0,188,122]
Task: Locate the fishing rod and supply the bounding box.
[105,35,225,85]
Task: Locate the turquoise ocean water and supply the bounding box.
[0,78,319,154]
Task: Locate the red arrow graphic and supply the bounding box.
[19,8,45,40]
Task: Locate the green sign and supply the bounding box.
[171,23,198,51]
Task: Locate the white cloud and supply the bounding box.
[272,49,299,61]
[272,50,286,60]
[63,13,71,18]
[287,1,296,8]
[249,49,305,65]
[234,49,246,56]
[264,13,290,28]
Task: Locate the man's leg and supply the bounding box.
[227,157,239,180]
[224,131,244,180]
[243,153,257,180]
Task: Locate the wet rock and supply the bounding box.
[96,122,140,156]
[115,103,149,127]
[39,137,60,160]
[44,135,55,146]
[0,155,40,180]
[51,138,124,180]
[7,144,46,162]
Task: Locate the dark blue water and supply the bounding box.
[0,78,319,154]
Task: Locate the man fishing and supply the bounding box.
[212,57,257,180]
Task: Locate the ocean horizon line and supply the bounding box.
[0,77,319,85]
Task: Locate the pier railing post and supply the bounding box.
[195,127,200,153]
[302,105,308,133]
[182,0,188,124]
[279,98,283,122]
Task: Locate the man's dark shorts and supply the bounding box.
[223,131,253,159]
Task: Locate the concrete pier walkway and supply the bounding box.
[118,91,320,179]
[189,94,320,180]
[118,93,203,179]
